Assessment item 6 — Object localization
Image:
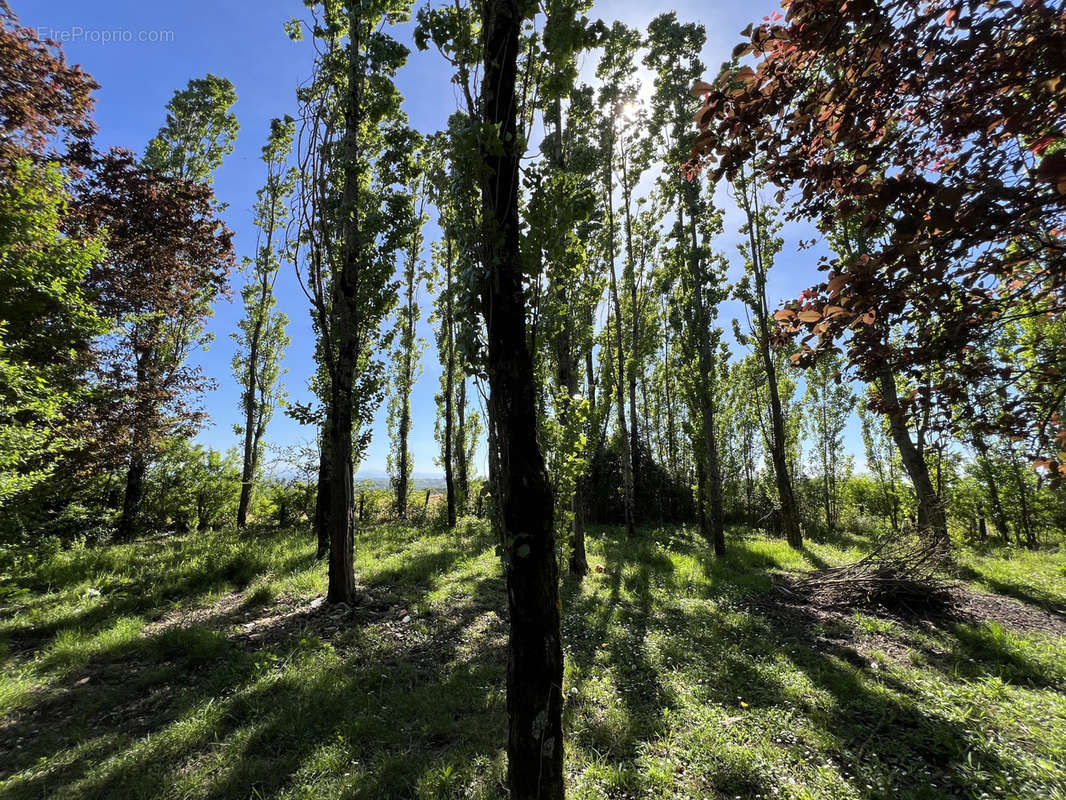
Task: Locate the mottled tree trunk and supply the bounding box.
[456,377,469,515]
[480,0,564,794]
[325,389,356,603]
[621,162,641,503]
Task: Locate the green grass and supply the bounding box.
[957,544,1066,613]
[1,522,1064,799]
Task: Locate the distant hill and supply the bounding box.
[354,471,448,490]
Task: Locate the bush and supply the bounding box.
[142,440,241,532]
[259,479,315,528]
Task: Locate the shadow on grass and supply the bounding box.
[1,530,322,658]
[0,528,510,800]
[955,564,1066,619]
[563,525,1029,799]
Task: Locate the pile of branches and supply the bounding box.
[786,533,955,613]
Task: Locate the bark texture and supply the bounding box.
[480,0,565,795]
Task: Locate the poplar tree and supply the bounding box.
[290,0,417,603]
[387,144,428,519]
[646,13,728,553]
[233,116,295,527]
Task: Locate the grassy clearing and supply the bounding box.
[1,523,1064,799]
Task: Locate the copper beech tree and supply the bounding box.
[0,4,96,172]
[685,0,1066,535]
[75,149,233,537]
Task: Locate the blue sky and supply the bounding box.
[23,0,864,476]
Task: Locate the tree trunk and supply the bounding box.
[479,0,564,794]
[556,309,587,578]
[236,323,260,528]
[685,202,725,555]
[237,244,273,528]
[396,394,410,521]
[973,434,1011,542]
[621,162,641,504]
[739,183,802,549]
[442,236,457,528]
[326,394,356,603]
[457,376,469,515]
[314,427,331,559]
[118,451,146,539]
[1008,444,1037,548]
[395,264,416,520]
[322,1,365,606]
[876,362,948,545]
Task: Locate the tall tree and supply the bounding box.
[92,75,238,538]
[802,351,855,531]
[477,0,564,794]
[0,9,102,506]
[290,0,416,603]
[530,45,600,574]
[733,170,803,548]
[387,144,428,520]
[646,12,728,553]
[77,149,234,538]
[233,116,296,527]
[595,21,642,538]
[0,161,104,505]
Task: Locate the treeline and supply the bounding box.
[2,2,1065,798]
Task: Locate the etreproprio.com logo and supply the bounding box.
[35,26,175,44]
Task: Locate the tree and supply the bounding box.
[81,74,239,539]
[802,351,855,531]
[686,0,1066,495]
[646,12,728,554]
[0,7,103,509]
[143,74,239,184]
[425,125,481,528]
[387,144,428,520]
[477,0,564,794]
[595,21,642,538]
[0,161,104,505]
[233,116,296,527]
[527,28,600,574]
[858,398,904,534]
[732,171,804,548]
[290,0,416,603]
[76,149,234,538]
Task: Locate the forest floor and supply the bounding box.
[1,520,1065,800]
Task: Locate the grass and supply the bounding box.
[0,521,1064,799]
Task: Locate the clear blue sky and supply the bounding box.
[22,0,865,476]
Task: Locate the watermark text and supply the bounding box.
[35,26,175,45]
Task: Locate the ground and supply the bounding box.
[1,521,1065,799]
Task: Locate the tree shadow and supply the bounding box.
[0,533,510,800]
[955,564,1066,619]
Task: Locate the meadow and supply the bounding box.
[2,522,1064,800]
